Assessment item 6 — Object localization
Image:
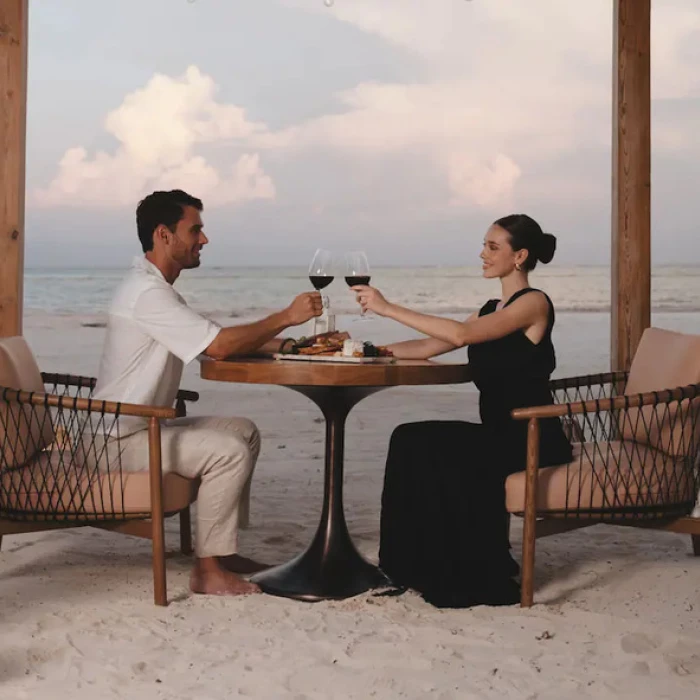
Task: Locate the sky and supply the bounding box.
[24,0,700,267]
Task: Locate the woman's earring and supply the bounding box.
[515,262,522,272]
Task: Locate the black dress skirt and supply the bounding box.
[378,289,573,607]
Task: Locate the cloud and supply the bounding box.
[447,153,521,208]
[270,0,700,211]
[651,2,700,100]
[34,66,275,208]
[35,1,700,218]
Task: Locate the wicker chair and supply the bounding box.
[0,336,200,605]
[506,327,700,607]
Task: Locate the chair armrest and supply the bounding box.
[42,372,97,390]
[549,371,629,392]
[174,389,199,417]
[1,387,177,419]
[41,373,198,404]
[512,382,700,421]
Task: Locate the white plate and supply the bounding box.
[272,353,395,364]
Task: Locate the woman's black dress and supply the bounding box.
[378,288,573,607]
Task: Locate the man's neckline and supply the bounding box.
[134,256,169,283]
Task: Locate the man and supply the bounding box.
[93,189,322,596]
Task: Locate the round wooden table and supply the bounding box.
[200,357,471,601]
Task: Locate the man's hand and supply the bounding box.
[285,292,323,325]
[351,285,392,317]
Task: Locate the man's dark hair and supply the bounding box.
[136,190,203,253]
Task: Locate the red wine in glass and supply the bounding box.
[309,248,335,311]
[345,251,371,318]
[310,275,334,290]
[344,275,371,287]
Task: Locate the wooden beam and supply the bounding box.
[0,0,28,338]
[611,0,651,371]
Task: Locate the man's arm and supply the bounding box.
[204,292,322,360]
[258,337,291,355]
[204,311,293,360]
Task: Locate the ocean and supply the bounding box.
[23,264,700,379]
[23,264,700,317]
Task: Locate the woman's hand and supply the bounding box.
[351,285,392,317]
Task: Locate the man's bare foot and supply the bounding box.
[190,557,261,596]
[218,553,270,575]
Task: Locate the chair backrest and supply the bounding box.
[621,327,700,456]
[0,336,55,469]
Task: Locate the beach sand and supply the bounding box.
[1,314,699,699]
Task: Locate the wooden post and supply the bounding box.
[611,0,651,371]
[148,417,167,606]
[520,418,540,608]
[0,0,28,338]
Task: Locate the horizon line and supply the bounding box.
[23,262,700,271]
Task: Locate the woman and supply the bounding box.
[353,214,573,608]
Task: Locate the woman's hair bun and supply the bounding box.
[492,214,557,270]
[537,233,556,264]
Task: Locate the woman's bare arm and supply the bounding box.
[387,337,456,360]
[387,312,479,359]
[355,286,549,348]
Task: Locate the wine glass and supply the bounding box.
[308,248,335,310]
[344,251,371,318]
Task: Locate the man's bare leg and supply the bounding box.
[190,557,261,595]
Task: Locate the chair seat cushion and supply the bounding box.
[2,459,197,516]
[620,327,700,457]
[505,440,695,514]
[0,337,56,468]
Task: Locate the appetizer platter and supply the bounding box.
[273,332,396,364]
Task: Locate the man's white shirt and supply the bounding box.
[93,256,220,436]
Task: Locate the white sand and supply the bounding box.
[1,315,699,699]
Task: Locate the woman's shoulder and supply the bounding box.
[504,289,555,329]
[507,287,553,309]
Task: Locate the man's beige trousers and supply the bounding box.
[117,416,260,557]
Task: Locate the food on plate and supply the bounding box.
[342,339,393,358]
[285,332,393,358]
[361,342,393,358]
[342,339,364,357]
[295,331,350,355]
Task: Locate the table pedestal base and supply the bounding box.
[252,386,388,601]
[251,522,388,601]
